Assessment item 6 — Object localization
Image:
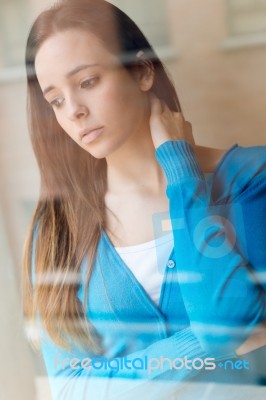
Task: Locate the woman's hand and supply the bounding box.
[149,93,195,150]
[235,321,266,356]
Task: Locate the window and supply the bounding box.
[227,0,266,36]
[0,0,30,69]
[108,0,175,58]
[223,0,266,49]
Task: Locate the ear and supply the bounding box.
[134,58,155,92]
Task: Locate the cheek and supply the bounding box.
[54,111,71,134]
[52,110,64,128]
[53,111,76,142]
[99,79,143,125]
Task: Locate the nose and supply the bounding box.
[66,96,89,121]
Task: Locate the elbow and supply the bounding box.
[190,322,241,359]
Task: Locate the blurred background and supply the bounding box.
[0,0,266,399]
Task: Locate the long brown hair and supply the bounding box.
[22,0,182,353]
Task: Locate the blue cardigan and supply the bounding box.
[32,140,266,400]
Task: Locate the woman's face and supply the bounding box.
[35,29,152,159]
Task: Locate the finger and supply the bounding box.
[184,120,196,147]
[173,110,185,121]
[149,92,164,114]
[184,121,192,136]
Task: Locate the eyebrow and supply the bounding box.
[42,64,99,96]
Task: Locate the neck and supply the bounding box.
[105,123,167,195]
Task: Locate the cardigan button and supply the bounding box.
[167,259,175,268]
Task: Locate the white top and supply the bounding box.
[115,231,174,306]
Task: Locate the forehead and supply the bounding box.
[35,29,118,81]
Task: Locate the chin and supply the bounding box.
[85,149,108,159]
[84,134,129,159]
[84,143,116,160]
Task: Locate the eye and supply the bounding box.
[80,77,99,89]
[49,97,65,108]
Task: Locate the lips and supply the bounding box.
[79,127,104,144]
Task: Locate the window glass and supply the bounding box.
[227,0,266,35]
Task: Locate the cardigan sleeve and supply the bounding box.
[154,139,266,358]
[37,323,211,400]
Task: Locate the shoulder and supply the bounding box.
[208,143,266,202]
[193,144,229,174]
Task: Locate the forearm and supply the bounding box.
[40,326,212,400]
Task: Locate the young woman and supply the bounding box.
[22,0,266,399]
